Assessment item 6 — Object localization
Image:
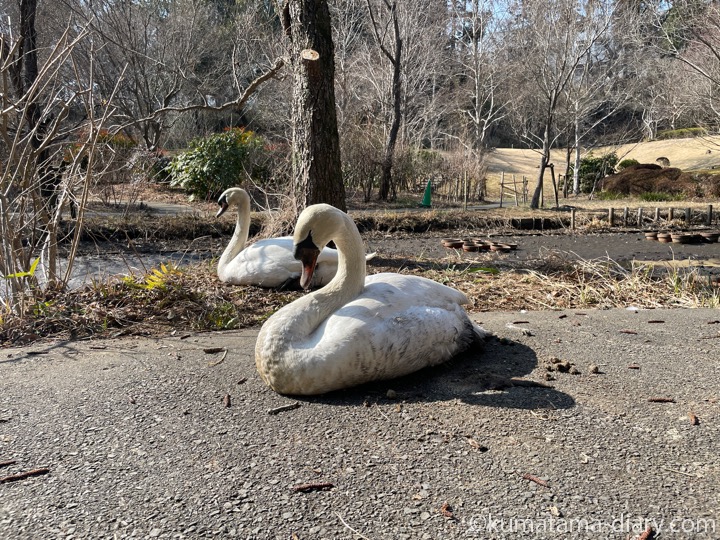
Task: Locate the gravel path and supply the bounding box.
[1,308,718,539]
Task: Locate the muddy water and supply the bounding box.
[26,230,720,294]
[365,231,720,276]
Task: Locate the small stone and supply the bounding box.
[148,529,162,538]
[386,389,397,399]
[589,364,600,374]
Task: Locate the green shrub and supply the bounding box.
[617,159,639,171]
[168,128,264,201]
[638,191,685,202]
[596,190,625,201]
[574,152,618,193]
[655,127,707,140]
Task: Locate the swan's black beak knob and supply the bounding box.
[294,233,320,291]
[216,196,229,217]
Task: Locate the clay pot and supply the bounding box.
[442,238,463,249]
[644,231,658,241]
[657,232,672,243]
[671,233,691,244]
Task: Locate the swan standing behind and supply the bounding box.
[255,204,488,395]
[216,188,341,289]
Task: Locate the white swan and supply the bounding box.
[255,203,487,395]
[215,188,341,289]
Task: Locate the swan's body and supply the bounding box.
[216,188,340,288]
[255,204,487,395]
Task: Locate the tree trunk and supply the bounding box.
[379,29,402,201]
[285,0,346,214]
[531,123,551,209]
[367,0,402,202]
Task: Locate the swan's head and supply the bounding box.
[293,204,345,290]
[216,187,247,218]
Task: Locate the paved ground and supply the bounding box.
[1,308,718,539]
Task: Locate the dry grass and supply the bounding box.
[2,252,717,346]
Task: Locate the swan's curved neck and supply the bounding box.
[266,211,365,340]
[218,195,251,271]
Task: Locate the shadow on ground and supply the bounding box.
[295,336,575,411]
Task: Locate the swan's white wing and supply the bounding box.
[287,273,484,393]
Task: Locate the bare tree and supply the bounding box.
[1,11,113,310]
[648,0,720,127]
[504,0,615,208]
[365,0,402,201]
[448,0,511,150]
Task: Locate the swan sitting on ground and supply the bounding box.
[255,203,488,395]
[216,188,342,289]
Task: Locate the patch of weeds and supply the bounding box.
[639,191,684,202]
[206,302,240,330]
[596,191,625,201]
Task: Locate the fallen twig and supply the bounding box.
[648,397,676,403]
[374,404,390,421]
[521,472,549,487]
[509,378,554,388]
[0,460,17,468]
[0,468,49,483]
[335,512,371,540]
[619,329,638,335]
[207,349,228,367]
[268,402,301,415]
[292,482,334,493]
[661,466,699,478]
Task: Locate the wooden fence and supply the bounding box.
[571,205,715,229]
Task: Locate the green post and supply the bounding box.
[420,179,432,207]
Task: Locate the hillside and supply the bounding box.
[485,136,720,177]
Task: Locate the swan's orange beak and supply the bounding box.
[216,199,229,217]
[294,234,320,290]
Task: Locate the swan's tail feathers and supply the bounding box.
[365,251,378,261]
[472,322,490,341]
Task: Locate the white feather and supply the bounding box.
[255,204,488,395]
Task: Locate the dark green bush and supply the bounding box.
[168,128,264,201]
[574,152,618,193]
[617,158,639,171]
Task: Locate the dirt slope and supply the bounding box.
[486,136,720,176]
